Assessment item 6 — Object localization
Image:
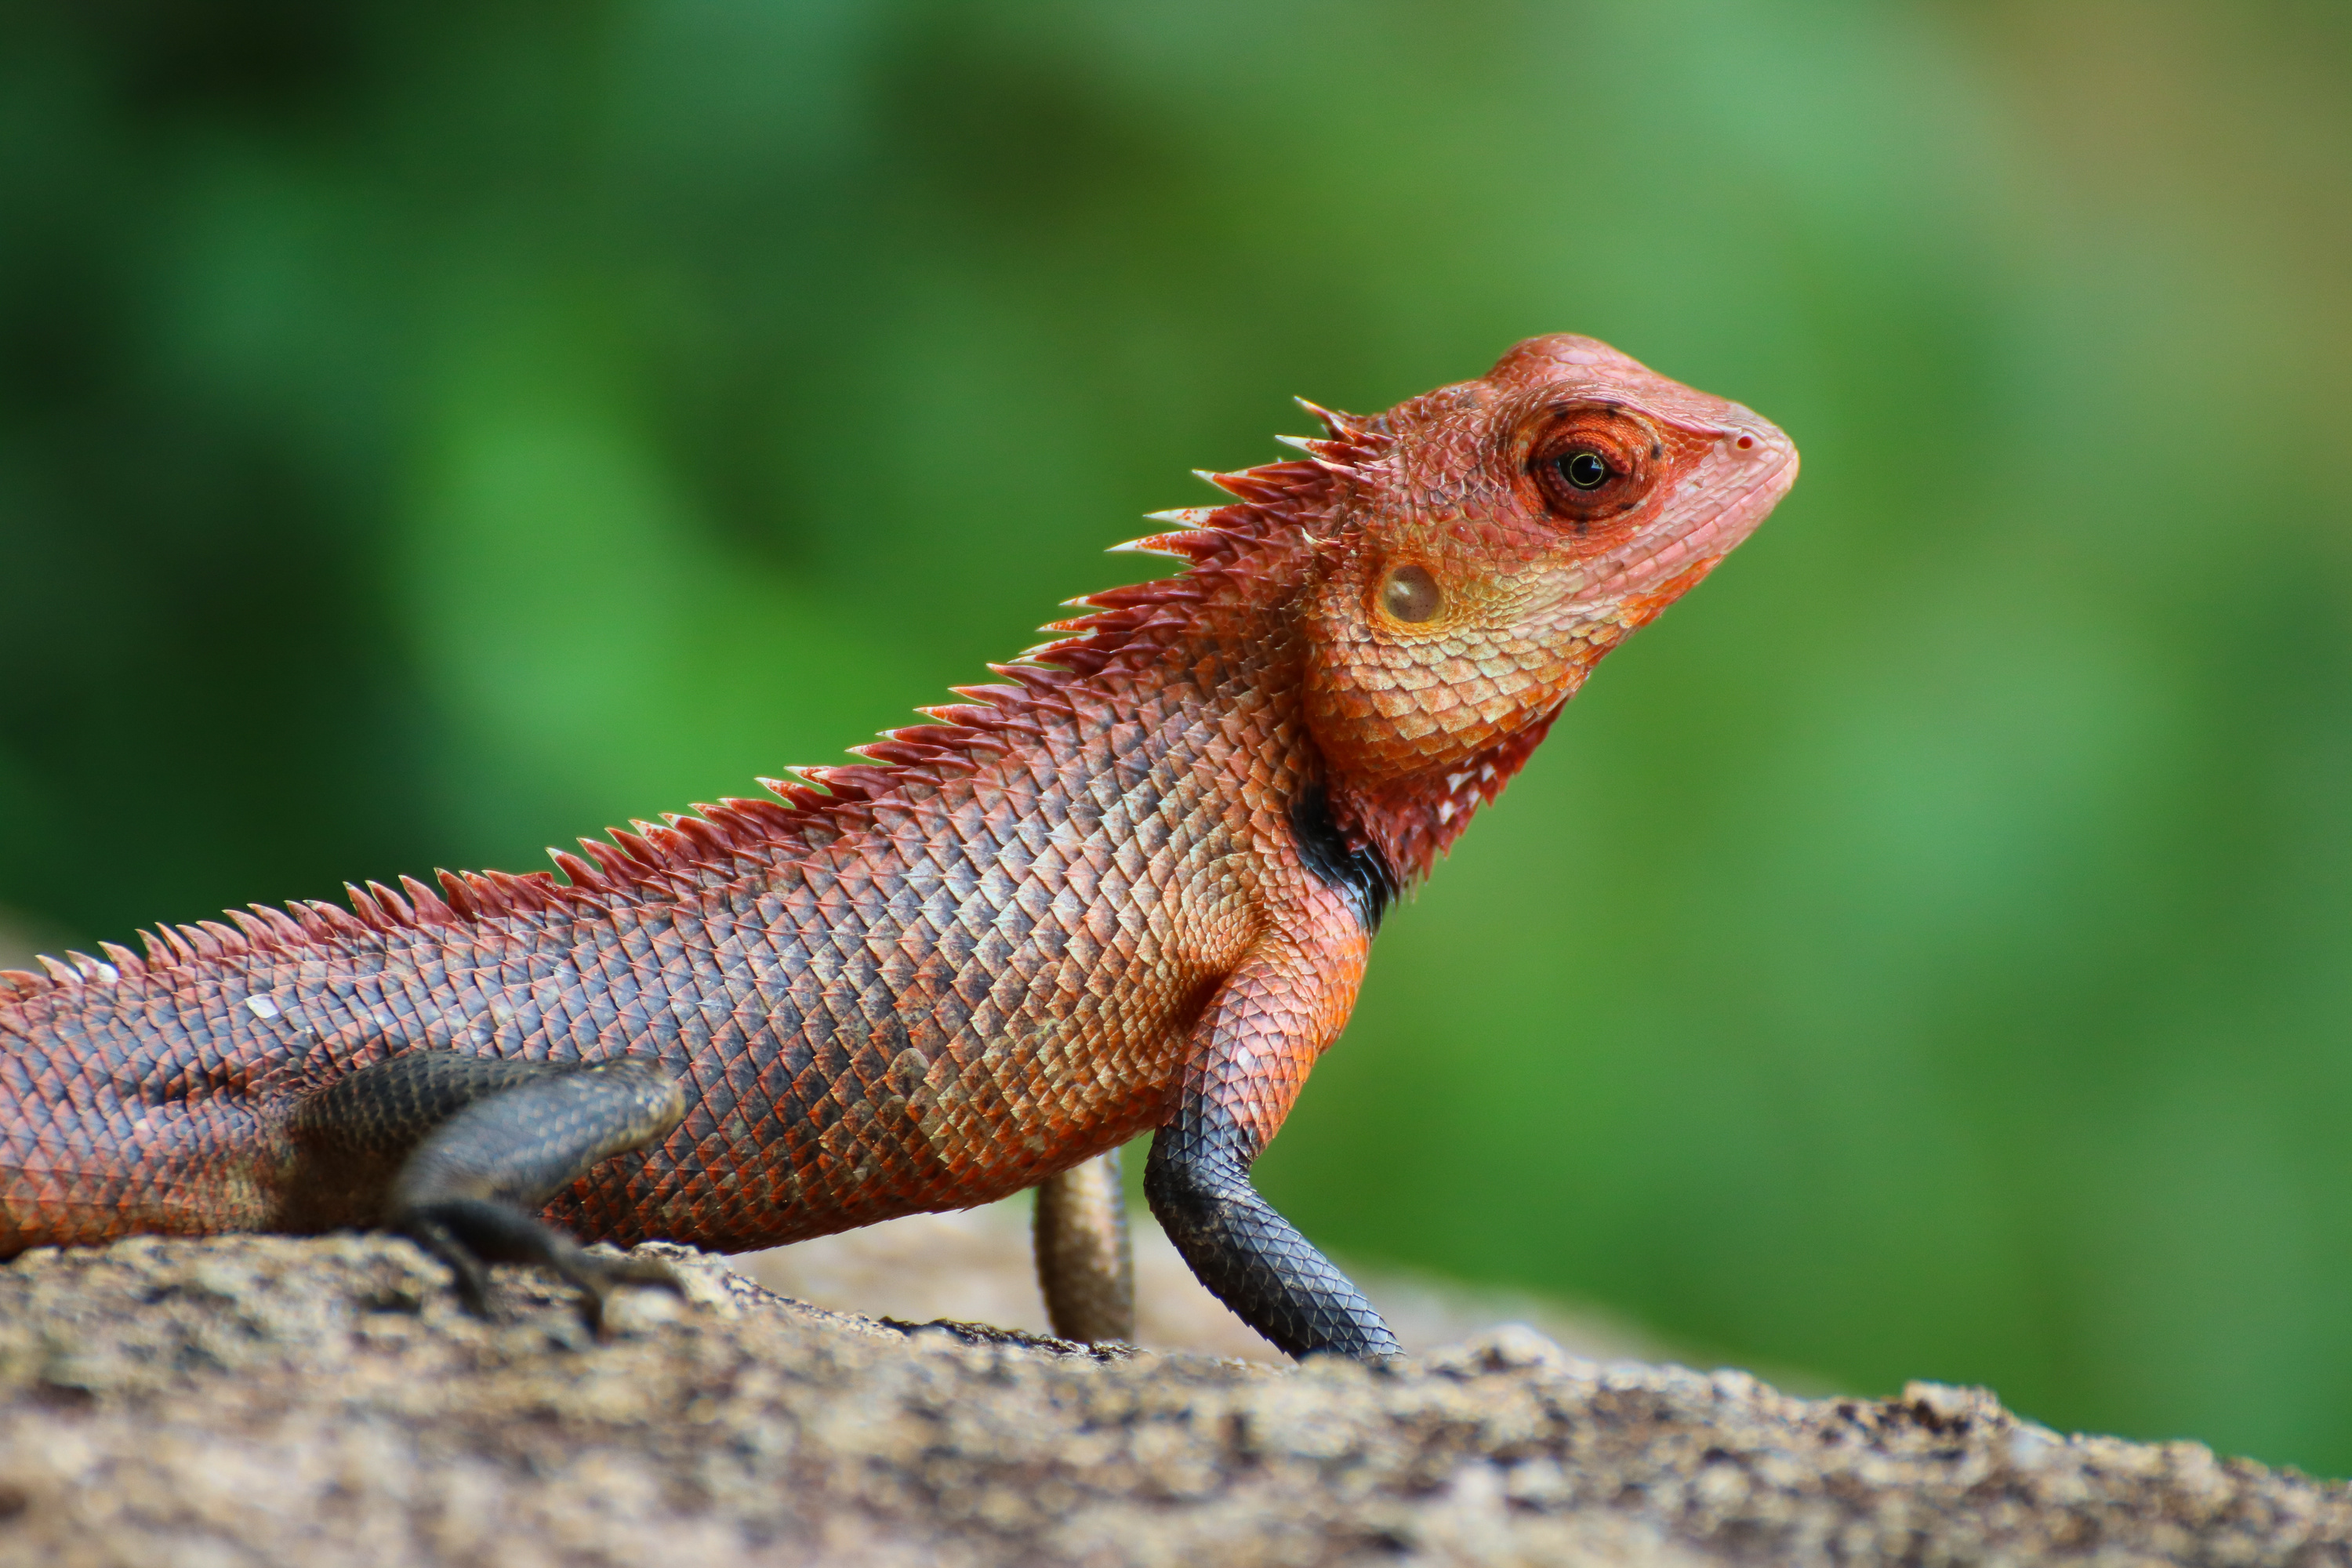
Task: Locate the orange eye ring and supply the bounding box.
[1527,408,1658,527]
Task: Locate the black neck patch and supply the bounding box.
[1288,782,1398,934]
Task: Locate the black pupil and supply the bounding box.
[1561,451,1610,489]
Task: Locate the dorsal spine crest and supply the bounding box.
[0,441,1363,1002]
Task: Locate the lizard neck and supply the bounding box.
[1317,702,1567,889]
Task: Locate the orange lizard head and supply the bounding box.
[1294,333,1798,879]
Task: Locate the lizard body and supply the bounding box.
[0,336,1795,1356]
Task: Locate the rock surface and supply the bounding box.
[2,1234,2345,1566]
[736,1201,1668,1366]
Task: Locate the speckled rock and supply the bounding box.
[0,1233,2343,1567]
[735,1200,1668,1365]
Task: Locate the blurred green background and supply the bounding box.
[5,0,2352,1468]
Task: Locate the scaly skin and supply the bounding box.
[0,336,1796,1357]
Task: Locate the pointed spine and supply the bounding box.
[0,970,49,1001]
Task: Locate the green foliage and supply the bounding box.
[5,0,2351,1468]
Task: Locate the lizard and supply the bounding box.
[0,335,1797,1359]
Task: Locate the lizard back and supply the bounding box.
[0,477,1348,1254]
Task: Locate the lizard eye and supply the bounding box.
[1557,450,1610,490]
[1528,408,1657,526]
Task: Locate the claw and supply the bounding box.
[555,1249,688,1337]
[394,1200,686,1336]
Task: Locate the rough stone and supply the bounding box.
[736,1201,1668,1365]
[1,1232,2343,1566]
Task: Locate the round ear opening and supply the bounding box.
[1379,564,1443,624]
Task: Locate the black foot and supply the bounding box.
[397,1196,684,1335]
[1146,1119,1402,1361]
[287,1048,689,1334]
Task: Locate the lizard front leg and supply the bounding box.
[1033,1148,1134,1343]
[1144,938,1400,1360]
